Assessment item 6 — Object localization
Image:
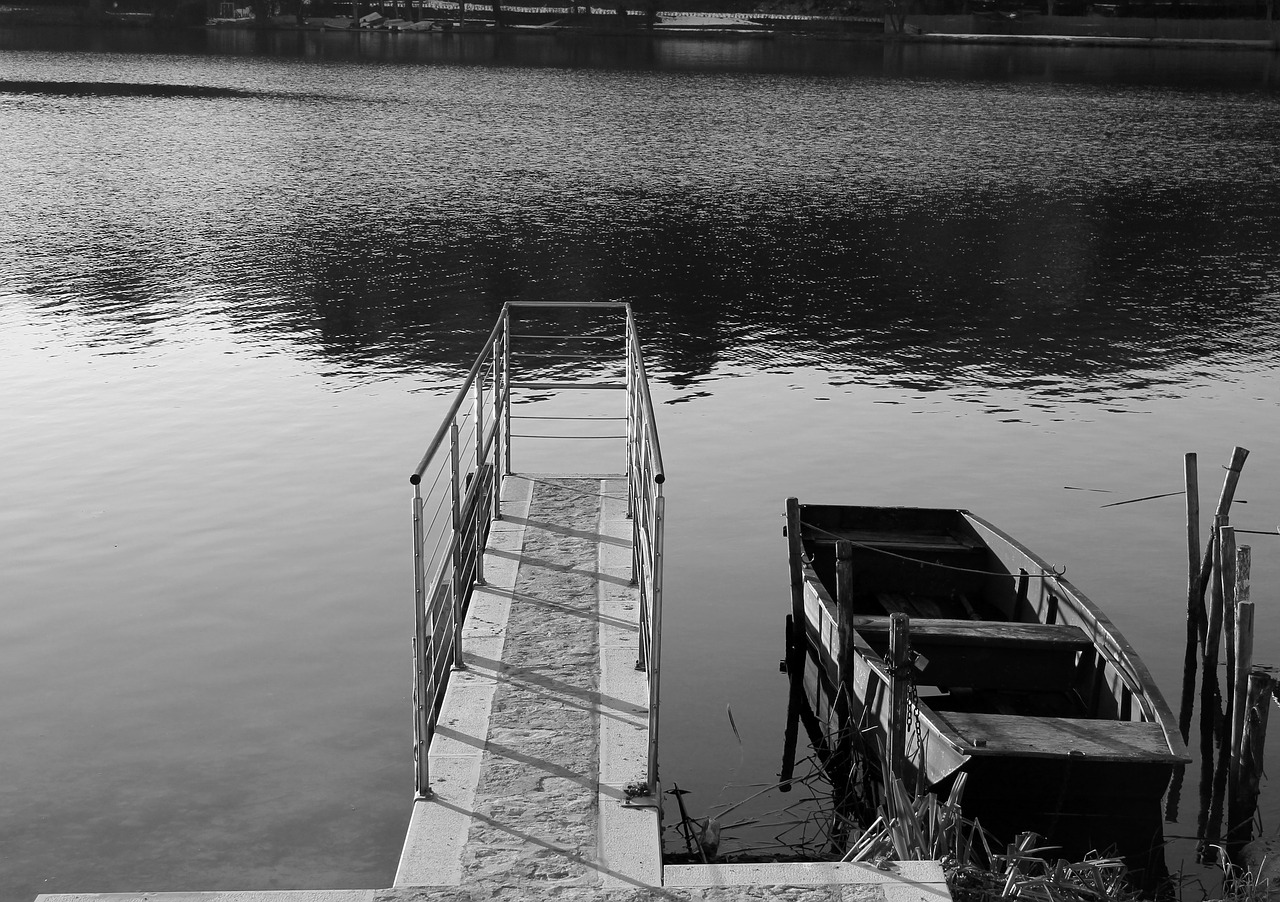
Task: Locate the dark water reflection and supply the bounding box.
[3,26,1280,898]
[32,180,1279,403]
[274,186,1280,398]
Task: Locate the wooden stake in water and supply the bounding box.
[1229,565,1253,809]
[1205,515,1227,676]
[1221,525,1238,735]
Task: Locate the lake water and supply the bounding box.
[2,26,1279,900]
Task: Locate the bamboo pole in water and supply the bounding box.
[1221,525,1238,740]
[1229,585,1253,821]
[1206,514,1227,677]
[1198,446,1250,607]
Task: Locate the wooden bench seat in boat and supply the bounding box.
[806,529,984,554]
[934,711,1178,763]
[850,616,1092,691]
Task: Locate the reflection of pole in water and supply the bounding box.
[1231,668,1274,847]
[779,614,803,793]
[1227,567,1254,845]
[1195,552,1225,861]
[776,613,879,859]
[1166,616,1196,823]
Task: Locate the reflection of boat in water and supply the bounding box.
[783,499,1189,870]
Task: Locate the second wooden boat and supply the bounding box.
[783,498,1190,859]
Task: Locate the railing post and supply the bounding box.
[646,490,666,797]
[411,486,433,799]
[450,422,466,670]
[502,306,512,476]
[491,336,503,522]
[625,313,636,521]
[473,377,486,587]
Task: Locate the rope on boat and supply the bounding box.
[798,520,1068,580]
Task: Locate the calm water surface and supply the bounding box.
[2,28,1279,899]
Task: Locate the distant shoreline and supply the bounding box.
[1,4,1275,50]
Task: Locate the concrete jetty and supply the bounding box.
[36,473,950,902]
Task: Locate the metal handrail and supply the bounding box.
[626,306,665,485]
[410,311,508,486]
[408,301,665,799]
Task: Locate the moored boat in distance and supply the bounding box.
[784,498,1190,869]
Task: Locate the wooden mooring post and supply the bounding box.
[886,612,910,789]
[785,497,805,652]
[836,541,856,692]
[1230,551,1253,782]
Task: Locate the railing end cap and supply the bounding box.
[655,473,666,485]
[410,473,422,485]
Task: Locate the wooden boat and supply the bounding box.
[784,499,1189,860]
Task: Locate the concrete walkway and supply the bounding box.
[36,475,950,902]
[394,475,662,893]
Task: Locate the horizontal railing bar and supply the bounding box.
[417,460,450,500]
[509,334,625,343]
[423,534,456,583]
[505,300,628,309]
[512,415,627,421]
[422,503,451,548]
[511,433,628,440]
[509,351,618,360]
[514,382,625,391]
[411,314,507,484]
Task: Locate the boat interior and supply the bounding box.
[797,503,1146,725]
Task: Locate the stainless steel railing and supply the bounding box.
[408,301,665,799]
[626,305,666,796]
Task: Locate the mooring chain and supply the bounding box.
[883,652,927,777]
